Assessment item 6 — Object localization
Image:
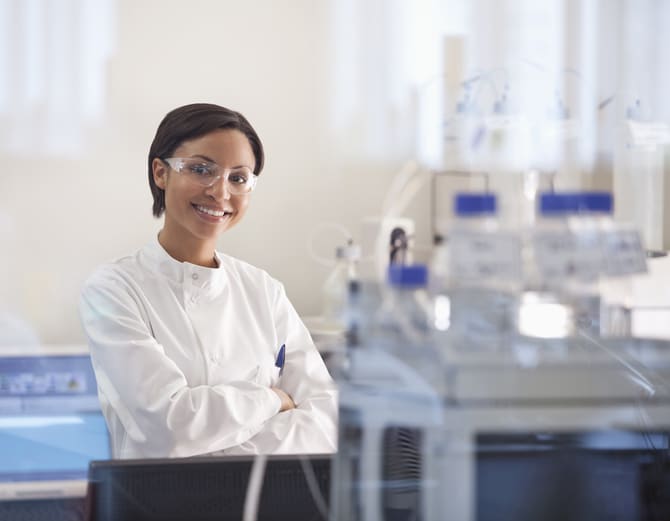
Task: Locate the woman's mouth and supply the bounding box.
[192,204,231,222]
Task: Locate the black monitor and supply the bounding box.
[476,430,670,521]
[86,454,331,521]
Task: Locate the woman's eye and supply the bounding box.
[229,170,250,184]
[189,164,214,176]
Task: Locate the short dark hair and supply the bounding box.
[148,103,265,217]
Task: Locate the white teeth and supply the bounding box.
[195,205,227,217]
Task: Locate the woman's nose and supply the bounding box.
[206,176,231,200]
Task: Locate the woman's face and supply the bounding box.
[152,129,256,244]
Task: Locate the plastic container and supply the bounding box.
[518,192,583,338]
[577,192,647,337]
[436,193,520,347]
[379,264,440,386]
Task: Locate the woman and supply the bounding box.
[80,103,337,459]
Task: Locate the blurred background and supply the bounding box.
[1,0,669,345]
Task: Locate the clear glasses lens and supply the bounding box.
[165,158,256,194]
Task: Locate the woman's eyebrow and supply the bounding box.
[189,154,252,170]
[189,154,217,163]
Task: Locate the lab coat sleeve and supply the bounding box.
[80,273,282,458]
[227,283,338,455]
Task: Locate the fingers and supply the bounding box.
[271,387,296,411]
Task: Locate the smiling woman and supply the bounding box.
[152,128,255,266]
[78,103,337,459]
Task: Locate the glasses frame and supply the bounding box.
[161,157,258,194]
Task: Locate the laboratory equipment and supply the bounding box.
[570,191,646,337]
[613,110,670,255]
[438,332,670,521]
[433,192,521,349]
[517,192,594,338]
[327,33,670,514]
[329,181,670,521]
[332,265,444,521]
[519,191,646,339]
[322,240,361,330]
[436,191,668,520]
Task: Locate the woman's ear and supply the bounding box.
[152,158,168,190]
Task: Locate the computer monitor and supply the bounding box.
[476,430,670,521]
[87,454,331,521]
[0,346,111,501]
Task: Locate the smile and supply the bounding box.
[192,204,231,222]
[194,204,227,217]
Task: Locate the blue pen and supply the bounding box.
[275,344,286,376]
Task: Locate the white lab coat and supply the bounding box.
[79,236,337,459]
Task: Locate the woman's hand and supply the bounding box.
[271,387,296,411]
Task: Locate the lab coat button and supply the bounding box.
[191,273,199,281]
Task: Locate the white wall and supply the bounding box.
[0,0,413,344]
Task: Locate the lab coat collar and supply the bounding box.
[142,234,226,295]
